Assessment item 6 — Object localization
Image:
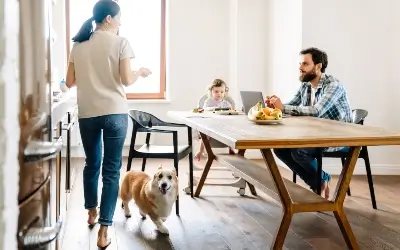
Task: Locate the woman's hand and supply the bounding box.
[137,67,152,78]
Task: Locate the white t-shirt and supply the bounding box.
[69,30,135,119]
[310,87,318,106]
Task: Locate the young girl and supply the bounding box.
[194,79,233,161]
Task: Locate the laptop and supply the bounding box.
[240,90,290,117]
[240,91,265,114]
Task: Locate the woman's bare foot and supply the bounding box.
[321,181,330,199]
[97,225,111,249]
[87,208,98,226]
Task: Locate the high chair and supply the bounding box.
[184,94,248,196]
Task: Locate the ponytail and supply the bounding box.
[71,17,94,43]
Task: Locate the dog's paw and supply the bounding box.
[139,210,146,220]
[157,225,169,235]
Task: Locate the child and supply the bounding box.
[202,79,232,109]
[194,79,233,161]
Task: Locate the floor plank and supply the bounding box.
[61,157,400,250]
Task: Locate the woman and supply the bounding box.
[65,1,151,248]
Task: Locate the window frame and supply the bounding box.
[65,0,167,100]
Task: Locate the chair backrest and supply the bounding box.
[197,94,236,109]
[351,109,368,125]
[128,109,165,128]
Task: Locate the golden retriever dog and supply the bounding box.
[119,165,178,234]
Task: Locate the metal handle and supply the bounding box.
[21,112,48,142]
[23,137,63,164]
[19,216,63,249]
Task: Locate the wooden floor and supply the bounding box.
[61,157,400,250]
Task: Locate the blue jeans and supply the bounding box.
[273,148,331,190]
[79,114,128,226]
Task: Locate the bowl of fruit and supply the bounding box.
[247,102,283,125]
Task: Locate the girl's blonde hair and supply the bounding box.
[206,79,229,98]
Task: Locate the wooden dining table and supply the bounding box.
[168,110,400,250]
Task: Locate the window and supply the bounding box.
[66,0,166,99]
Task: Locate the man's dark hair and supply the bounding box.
[300,47,328,73]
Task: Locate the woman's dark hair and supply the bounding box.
[71,0,120,43]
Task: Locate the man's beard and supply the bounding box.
[299,68,317,82]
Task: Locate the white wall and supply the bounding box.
[269,0,302,101]
[0,0,20,248]
[302,0,400,174]
[230,0,271,104]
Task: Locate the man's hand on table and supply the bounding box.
[265,95,283,110]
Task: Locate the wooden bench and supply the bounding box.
[217,154,334,213]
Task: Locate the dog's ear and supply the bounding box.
[158,164,163,170]
[171,168,177,176]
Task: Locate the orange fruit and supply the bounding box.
[262,108,271,115]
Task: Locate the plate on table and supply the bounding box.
[204,106,218,111]
[248,118,283,125]
[214,110,240,115]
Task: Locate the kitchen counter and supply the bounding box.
[51,89,77,129]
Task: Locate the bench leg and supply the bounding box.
[332,146,362,250]
[194,132,216,197]
[238,149,258,196]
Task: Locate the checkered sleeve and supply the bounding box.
[284,82,344,117]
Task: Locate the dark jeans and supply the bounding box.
[273,148,331,190]
[79,114,128,226]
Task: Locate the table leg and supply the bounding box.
[260,149,294,250]
[273,209,293,249]
[332,146,361,250]
[194,132,216,197]
[238,149,258,196]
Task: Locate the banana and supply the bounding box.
[270,110,283,120]
[264,115,276,120]
[247,102,283,121]
[247,102,264,120]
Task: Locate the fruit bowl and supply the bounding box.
[247,102,283,125]
[248,118,283,125]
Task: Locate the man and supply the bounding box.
[266,47,352,199]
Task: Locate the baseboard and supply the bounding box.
[64,146,400,175]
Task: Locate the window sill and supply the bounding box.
[126,99,171,104]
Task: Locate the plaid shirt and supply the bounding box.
[283,74,352,152]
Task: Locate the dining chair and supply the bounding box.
[126,109,194,216]
[292,109,377,209]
